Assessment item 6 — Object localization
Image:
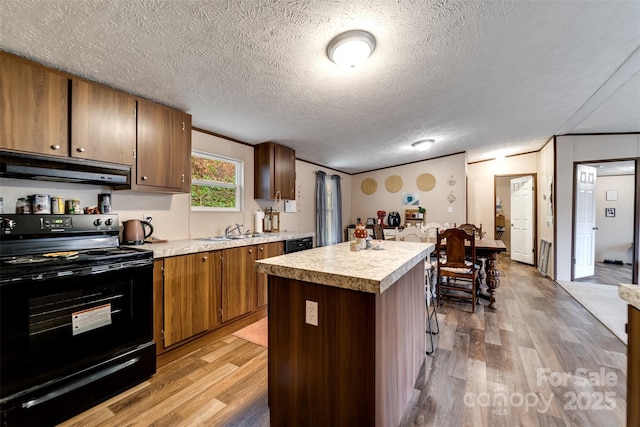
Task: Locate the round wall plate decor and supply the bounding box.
[361,178,377,195]
[416,173,436,191]
[385,175,403,193]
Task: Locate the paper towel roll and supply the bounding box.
[255,210,264,234]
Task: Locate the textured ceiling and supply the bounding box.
[1,0,639,174]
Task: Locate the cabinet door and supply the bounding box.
[0,53,68,156]
[222,246,257,322]
[257,242,284,307]
[71,79,136,165]
[137,99,191,191]
[274,144,296,200]
[153,259,164,355]
[209,250,222,330]
[163,253,211,347]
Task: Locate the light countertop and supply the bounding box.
[126,231,314,259]
[619,283,640,311]
[255,240,434,294]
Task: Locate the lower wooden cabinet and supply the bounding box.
[629,305,639,427]
[257,242,284,307]
[221,246,257,322]
[154,251,221,354]
[153,243,281,354]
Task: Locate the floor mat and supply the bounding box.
[556,281,627,344]
[232,317,268,347]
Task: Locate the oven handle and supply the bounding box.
[21,356,139,409]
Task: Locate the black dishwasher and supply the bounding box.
[284,237,313,253]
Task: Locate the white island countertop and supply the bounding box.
[619,283,640,311]
[255,240,434,294]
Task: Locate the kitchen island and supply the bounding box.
[255,240,434,427]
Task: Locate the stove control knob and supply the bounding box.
[105,218,114,226]
[93,219,103,227]
[1,218,16,230]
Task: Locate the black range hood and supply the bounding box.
[0,150,131,187]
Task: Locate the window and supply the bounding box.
[191,151,243,211]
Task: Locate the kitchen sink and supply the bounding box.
[197,236,230,241]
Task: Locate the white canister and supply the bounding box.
[255,210,264,234]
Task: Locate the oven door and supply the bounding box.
[0,260,154,400]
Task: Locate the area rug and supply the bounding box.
[232,317,268,347]
[556,281,627,344]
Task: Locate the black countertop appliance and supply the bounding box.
[387,211,401,227]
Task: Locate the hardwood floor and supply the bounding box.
[575,261,633,286]
[60,258,627,427]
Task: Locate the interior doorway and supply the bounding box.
[573,160,636,286]
[494,173,537,262]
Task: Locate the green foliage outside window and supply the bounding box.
[191,153,241,209]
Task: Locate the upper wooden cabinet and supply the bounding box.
[71,79,136,165]
[135,98,192,192]
[0,53,69,157]
[254,141,296,200]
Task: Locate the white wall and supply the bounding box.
[350,153,467,228]
[537,140,555,277]
[467,152,538,235]
[595,175,635,264]
[555,134,640,281]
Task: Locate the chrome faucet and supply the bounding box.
[225,223,243,236]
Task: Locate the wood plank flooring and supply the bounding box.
[60,258,627,427]
[575,261,633,286]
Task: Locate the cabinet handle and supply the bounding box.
[202,256,208,261]
[181,173,185,183]
[260,247,264,251]
[141,176,148,181]
[76,147,86,153]
[182,121,185,131]
[249,249,253,253]
[50,145,60,150]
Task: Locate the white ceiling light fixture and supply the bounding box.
[327,30,376,68]
[411,139,435,151]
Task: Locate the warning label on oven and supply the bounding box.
[72,304,112,335]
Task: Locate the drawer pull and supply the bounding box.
[76,147,86,153]
[50,145,61,150]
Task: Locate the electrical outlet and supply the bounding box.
[305,300,318,326]
[143,213,152,222]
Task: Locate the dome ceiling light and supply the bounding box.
[327,30,376,68]
[411,139,435,151]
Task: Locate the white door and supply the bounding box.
[510,176,534,264]
[574,165,597,279]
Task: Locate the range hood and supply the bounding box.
[0,150,131,187]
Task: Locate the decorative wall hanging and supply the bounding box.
[402,192,419,206]
[385,175,403,193]
[447,191,456,204]
[416,173,436,191]
[447,175,456,186]
[360,178,377,195]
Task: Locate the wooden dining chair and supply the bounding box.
[395,226,439,354]
[436,227,479,313]
[455,223,487,286]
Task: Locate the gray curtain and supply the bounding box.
[316,171,328,246]
[316,171,343,246]
[331,174,343,244]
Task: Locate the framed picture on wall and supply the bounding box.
[366,218,375,226]
[605,208,616,217]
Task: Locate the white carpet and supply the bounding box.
[556,281,627,344]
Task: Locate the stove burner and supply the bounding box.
[85,249,134,256]
[4,256,51,265]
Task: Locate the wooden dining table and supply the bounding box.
[433,237,507,309]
